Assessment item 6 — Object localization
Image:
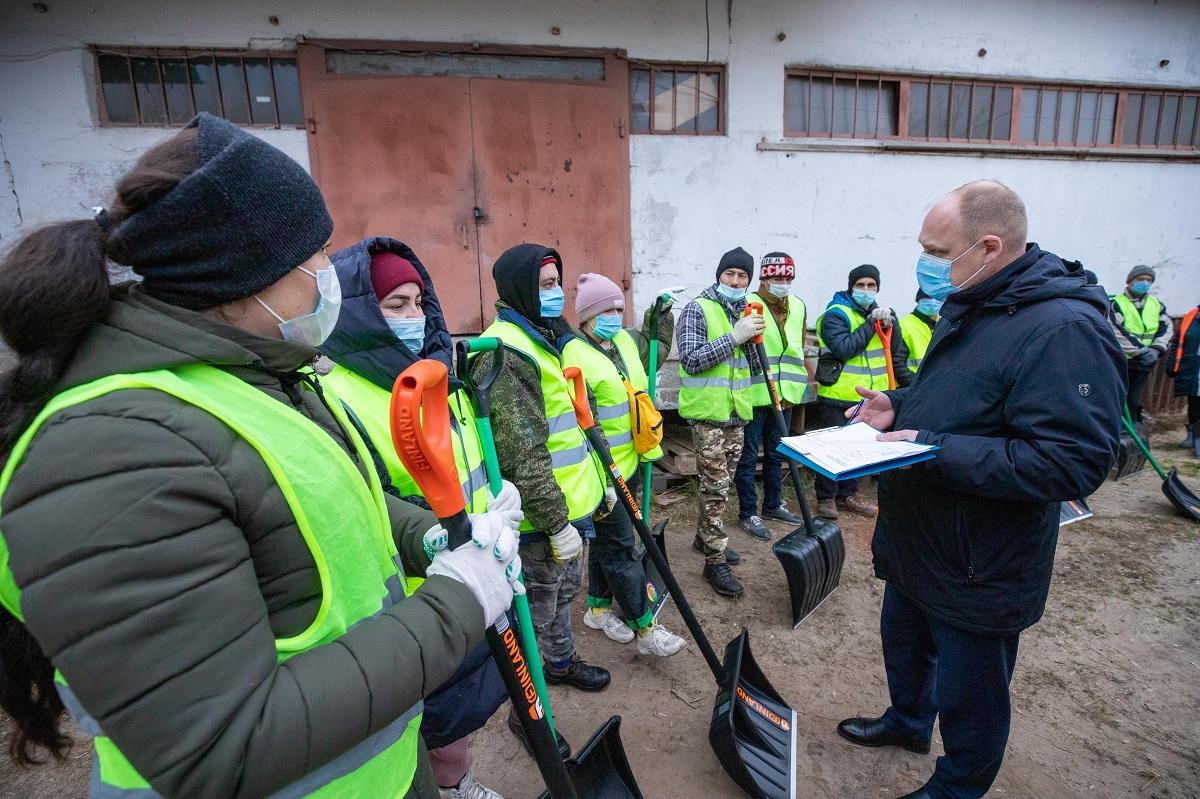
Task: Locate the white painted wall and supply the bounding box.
[2,0,1198,320]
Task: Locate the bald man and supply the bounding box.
[839,181,1125,799]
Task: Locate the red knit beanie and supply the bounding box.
[370,252,424,299]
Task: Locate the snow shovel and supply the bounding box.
[744,303,844,627]
[564,365,797,799]
[1113,415,1149,480]
[389,359,579,799]
[455,342,646,799]
[1120,406,1200,521]
[874,320,898,390]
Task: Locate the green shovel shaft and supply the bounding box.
[641,295,668,521]
[1121,406,1168,480]
[473,413,558,736]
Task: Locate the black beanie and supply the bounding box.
[847,264,881,291]
[716,247,754,281]
[1126,265,1155,283]
[106,113,334,310]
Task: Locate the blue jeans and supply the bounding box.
[734,406,791,518]
[880,584,1020,799]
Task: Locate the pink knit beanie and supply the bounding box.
[575,273,624,322]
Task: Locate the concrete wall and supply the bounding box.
[2,0,1198,318]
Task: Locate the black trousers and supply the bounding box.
[810,400,858,500]
[1126,364,1152,421]
[586,473,653,629]
[879,584,1020,799]
[1188,395,1200,426]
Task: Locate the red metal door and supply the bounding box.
[469,72,632,327]
[300,48,483,332]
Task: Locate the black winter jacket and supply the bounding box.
[873,245,1125,635]
[1167,305,1200,397]
[817,291,914,404]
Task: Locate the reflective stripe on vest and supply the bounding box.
[747,293,812,406]
[815,303,892,401]
[479,321,604,529]
[0,365,421,798]
[562,330,662,480]
[1112,293,1163,346]
[677,298,754,422]
[322,365,489,515]
[899,312,935,374]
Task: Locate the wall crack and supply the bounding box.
[0,116,24,228]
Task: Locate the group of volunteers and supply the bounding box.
[674,246,943,597]
[0,110,1182,799]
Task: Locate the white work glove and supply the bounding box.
[548,522,583,562]
[656,285,687,310]
[425,510,524,625]
[732,313,766,345]
[487,479,524,528]
[868,307,894,328]
[604,484,618,512]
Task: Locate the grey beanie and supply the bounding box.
[1126,265,1155,283]
[107,112,334,310]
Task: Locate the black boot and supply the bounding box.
[836,716,931,754]
[1179,424,1195,450]
[703,562,744,597]
[692,535,742,565]
[507,707,572,760]
[544,658,610,692]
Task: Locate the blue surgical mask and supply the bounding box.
[916,298,943,317]
[539,286,565,318]
[387,316,425,354]
[851,289,877,309]
[255,266,342,347]
[1131,280,1152,297]
[916,239,986,301]
[592,313,622,340]
[716,283,747,303]
[766,282,790,298]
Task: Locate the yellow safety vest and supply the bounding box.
[677,298,754,422]
[747,293,812,406]
[561,330,663,480]
[322,365,489,516]
[478,320,604,531]
[898,312,935,374]
[815,302,891,402]
[0,364,421,798]
[1112,293,1163,347]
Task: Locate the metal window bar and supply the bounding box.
[123,54,142,125]
[694,69,701,134]
[1172,92,1183,147]
[874,75,882,137]
[1069,89,1080,145]
[1092,90,1103,146]
[1051,88,1062,145]
[1153,92,1166,147]
[670,69,677,133]
[211,52,226,120]
[239,54,253,124]
[155,49,169,125]
[267,53,281,127]
[988,82,998,142]
[182,48,198,121]
[1135,92,1147,146]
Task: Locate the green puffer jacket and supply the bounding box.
[0,286,484,798]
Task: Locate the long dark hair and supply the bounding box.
[0,127,199,764]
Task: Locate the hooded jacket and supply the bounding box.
[816,291,914,399]
[873,245,1125,635]
[0,287,482,798]
[323,236,506,750]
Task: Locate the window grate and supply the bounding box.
[630,62,724,135]
[93,46,303,128]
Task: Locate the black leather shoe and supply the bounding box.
[738,515,773,540]
[544,658,610,692]
[893,790,932,799]
[837,716,931,754]
[703,562,744,597]
[692,536,742,565]
[507,707,571,760]
[762,505,805,525]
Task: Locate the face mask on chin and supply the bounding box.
[255,266,342,347]
[716,283,747,302]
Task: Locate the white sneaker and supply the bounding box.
[636,623,686,657]
[582,607,635,643]
[440,771,503,799]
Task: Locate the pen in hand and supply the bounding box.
[842,399,866,426]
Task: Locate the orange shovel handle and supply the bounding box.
[743,301,765,345]
[562,366,594,431]
[874,320,897,390]
[389,359,466,520]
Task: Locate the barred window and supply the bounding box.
[785,68,1198,150]
[630,63,724,134]
[93,47,303,128]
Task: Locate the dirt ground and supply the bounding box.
[3,422,1198,799]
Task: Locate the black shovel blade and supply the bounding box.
[618,519,671,624]
[772,529,829,628]
[1163,468,1200,522]
[1113,425,1149,480]
[806,517,845,600]
[537,716,644,799]
[709,630,796,799]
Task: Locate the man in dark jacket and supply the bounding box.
[837,180,1125,799]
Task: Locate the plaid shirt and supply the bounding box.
[676,285,765,427]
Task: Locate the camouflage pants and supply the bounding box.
[520,535,583,665]
[691,421,745,562]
